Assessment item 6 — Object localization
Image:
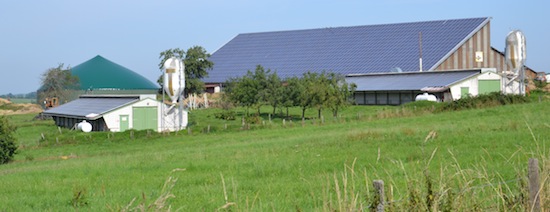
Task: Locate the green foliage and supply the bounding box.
[0,116,17,164]
[225,65,267,116]
[441,92,529,111]
[158,46,214,96]
[226,68,355,119]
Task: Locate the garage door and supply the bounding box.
[479,80,501,94]
[132,107,157,130]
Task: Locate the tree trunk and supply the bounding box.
[286,107,289,119]
[318,108,322,119]
[272,104,276,117]
[301,107,306,119]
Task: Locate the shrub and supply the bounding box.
[0,116,18,164]
[214,110,236,120]
[441,92,529,111]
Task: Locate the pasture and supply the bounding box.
[0,101,549,211]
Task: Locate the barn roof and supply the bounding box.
[71,55,158,91]
[42,96,140,120]
[346,69,481,91]
[205,17,490,83]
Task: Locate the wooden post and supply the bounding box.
[268,114,271,123]
[283,119,286,127]
[528,158,541,212]
[373,180,385,212]
[130,131,134,139]
[207,125,211,133]
[224,123,227,130]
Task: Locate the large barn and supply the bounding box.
[204,17,535,104]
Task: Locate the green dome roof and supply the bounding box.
[71,55,158,90]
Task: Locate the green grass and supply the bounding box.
[8,98,36,104]
[0,102,549,211]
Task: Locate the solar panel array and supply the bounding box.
[43,97,139,119]
[205,17,489,83]
[346,70,480,91]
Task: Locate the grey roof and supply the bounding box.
[42,96,139,119]
[346,70,481,91]
[205,17,490,83]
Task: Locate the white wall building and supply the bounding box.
[43,94,187,132]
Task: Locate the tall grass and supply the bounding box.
[0,100,549,210]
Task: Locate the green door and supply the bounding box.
[479,80,501,94]
[132,107,158,130]
[119,115,129,131]
[460,87,470,98]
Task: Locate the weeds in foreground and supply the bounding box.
[322,130,548,211]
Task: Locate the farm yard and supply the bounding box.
[0,94,549,211]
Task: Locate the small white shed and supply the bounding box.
[448,68,502,100]
[43,94,187,132]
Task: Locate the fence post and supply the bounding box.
[373,180,385,212]
[528,158,541,212]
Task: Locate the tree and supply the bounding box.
[225,71,259,116]
[325,73,356,117]
[0,116,17,164]
[265,71,283,116]
[38,64,79,106]
[158,46,213,97]
[281,76,304,119]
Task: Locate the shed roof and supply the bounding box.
[71,55,158,90]
[42,96,139,120]
[205,17,490,83]
[346,69,481,91]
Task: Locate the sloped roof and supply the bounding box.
[205,17,490,83]
[346,69,481,91]
[42,96,139,120]
[71,55,158,90]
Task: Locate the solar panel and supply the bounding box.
[42,97,139,119]
[205,17,489,83]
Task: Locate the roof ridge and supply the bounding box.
[238,17,490,36]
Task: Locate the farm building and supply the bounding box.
[347,68,503,105]
[42,94,187,132]
[204,17,535,104]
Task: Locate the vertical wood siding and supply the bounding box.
[435,23,491,71]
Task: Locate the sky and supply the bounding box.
[0,0,548,94]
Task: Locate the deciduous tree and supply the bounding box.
[38,64,79,106]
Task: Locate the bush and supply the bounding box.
[0,116,18,164]
[214,110,236,120]
[441,92,529,111]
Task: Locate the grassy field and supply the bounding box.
[6,98,36,104]
[0,101,549,211]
